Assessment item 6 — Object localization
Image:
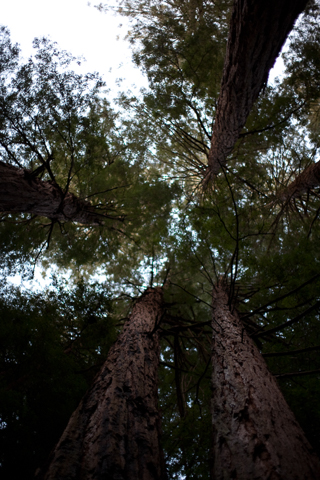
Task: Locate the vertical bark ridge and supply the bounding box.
[206,0,309,182]
[38,287,167,480]
[211,284,320,479]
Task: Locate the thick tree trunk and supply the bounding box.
[211,284,320,480]
[278,160,320,202]
[0,161,103,225]
[37,287,167,480]
[206,0,308,182]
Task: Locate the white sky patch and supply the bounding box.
[268,54,285,85]
[1,0,147,93]
[7,265,73,292]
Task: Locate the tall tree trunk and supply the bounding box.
[211,283,320,479]
[0,161,104,225]
[37,287,167,480]
[206,0,308,182]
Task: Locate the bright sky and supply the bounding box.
[2,0,284,90]
[1,0,147,94]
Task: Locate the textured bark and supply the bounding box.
[37,287,167,480]
[0,161,103,225]
[206,0,308,181]
[211,284,320,480]
[278,160,320,202]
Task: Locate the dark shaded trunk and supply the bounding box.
[0,161,103,225]
[279,160,320,202]
[206,0,308,182]
[211,284,320,479]
[37,287,167,480]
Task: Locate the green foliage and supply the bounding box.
[0,278,116,479]
[127,0,229,113]
[0,28,180,277]
[283,1,320,144]
[106,0,231,195]
[158,290,212,479]
[159,357,212,479]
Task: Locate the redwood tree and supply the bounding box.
[37,287,167,480]
[211,283,320,479]
[206,0,309,181]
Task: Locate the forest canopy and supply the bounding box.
[1,0,320,478]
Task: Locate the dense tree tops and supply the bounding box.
[0,25,180,277]
[109,0,320,198]
[1,0,320,478]
[97,0,231,189]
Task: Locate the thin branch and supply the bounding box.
[263,344,320,357]
[275,369,320,379]
[220,163,240,307]
[85,184,130,199]
[46,220,56,249]
[169,282,222,330]
[254,300,320,338]
[243,274,320,319]
[238,101,306,139]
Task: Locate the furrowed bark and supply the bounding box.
[211,284,320,480]
[278,160,320,202]
[37,287,167,480]
[206,0,308,182]
[0,161,103,225]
